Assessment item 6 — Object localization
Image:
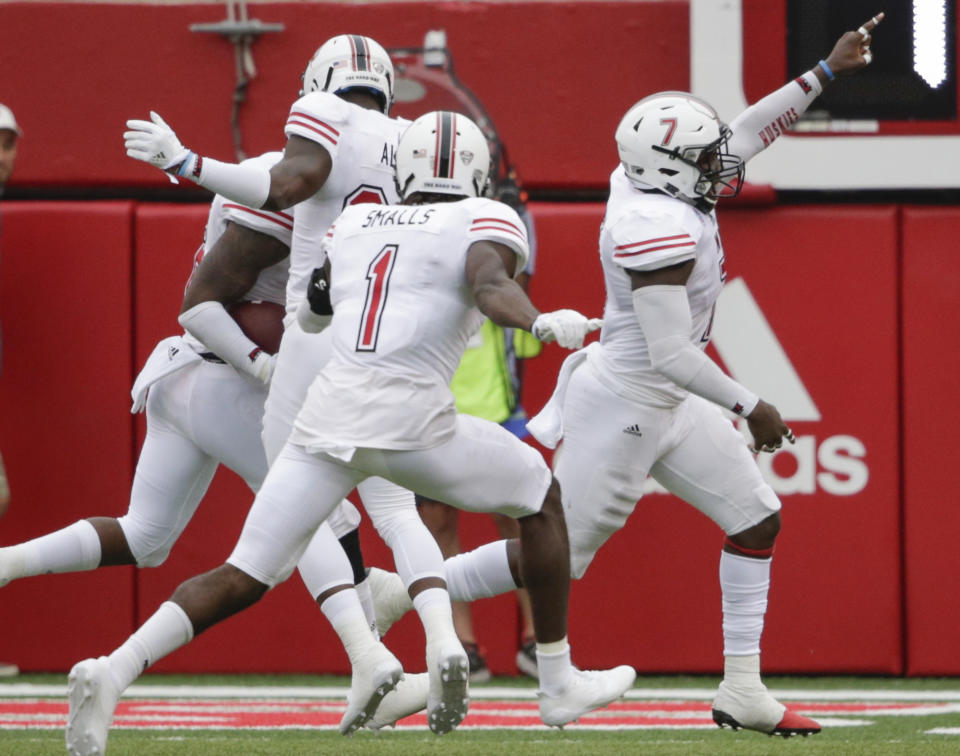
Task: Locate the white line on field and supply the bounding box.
[2,684,960,701]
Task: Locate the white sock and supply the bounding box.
[412,587,456,642]
[0,520,101,584]
[723,653,765,688]
[297,523,354,598]
[108,601,194,691]
[720,550,771,657]
[444,540,517,601]
[536,637,573,696]
[354,577,379,639]
[321,589,378,664]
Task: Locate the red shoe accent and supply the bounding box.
[772,709,821,737]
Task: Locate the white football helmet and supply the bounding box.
[614,91,744,209]
[301,35,394,114]
[395,112,490,200]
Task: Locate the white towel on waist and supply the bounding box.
[525,342,597,449]
[130,336,202,413]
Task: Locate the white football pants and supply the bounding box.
[118,358,269,567]
[263,322,433,595]
[553,363,781,579]
[229,414,552,589]
[119,354,352,600]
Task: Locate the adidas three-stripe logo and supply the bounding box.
[623,424,643,437]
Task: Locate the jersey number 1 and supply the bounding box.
[356,245,398,352]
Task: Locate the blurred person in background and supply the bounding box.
[416,173,541,681]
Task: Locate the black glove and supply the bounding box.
[306,266,333,316]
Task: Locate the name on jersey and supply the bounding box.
[380,142,397,168]
[361,207,436,228]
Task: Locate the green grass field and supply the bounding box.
[3,674,960,756]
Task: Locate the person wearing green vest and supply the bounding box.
[418,183,542,682]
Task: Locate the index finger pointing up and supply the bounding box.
[858,11,885,39]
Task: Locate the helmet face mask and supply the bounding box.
[395,111,491,201]
[615,92,745,210]
[300,35,394,114]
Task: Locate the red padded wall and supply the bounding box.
[902,207,960,675]
[0,1,688,192]
[0,197,913,674]
[0,202,135,670]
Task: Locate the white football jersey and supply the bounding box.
[284,92,410,324]
[182,152,292,353]
[192,151,291,307]
[290,197,530,455]
[589,165,726,407]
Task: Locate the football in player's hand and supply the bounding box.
[228,301,285,355]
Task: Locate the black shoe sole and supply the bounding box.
[712,708,820,738]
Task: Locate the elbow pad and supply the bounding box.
[633,286,758,416]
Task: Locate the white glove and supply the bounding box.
[250,351,276,385]
[532,310,603,349]
[124,111,192,174]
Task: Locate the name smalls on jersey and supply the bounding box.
[361,207,435,229]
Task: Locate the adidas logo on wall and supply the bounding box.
[642,277,868,497]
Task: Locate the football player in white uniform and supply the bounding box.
[370,13,884,739]
[60,38,431,756]
[543,17,882,737]
[122,36,413,629]
[0,151,288,597]
[166,38,436,732]
[66,111,633,753]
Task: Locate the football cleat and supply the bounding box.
[426,637,470,735]
[463,642,491,684]
[365,672,429,731]
[366,567,412,637]
[515,638,538,680]
[538,665,636,727]
[338,643,404,736]
[712,679,821,737]
[66,656,121,756]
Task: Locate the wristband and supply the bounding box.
[175,151,201,180]
[817,59,835,81]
